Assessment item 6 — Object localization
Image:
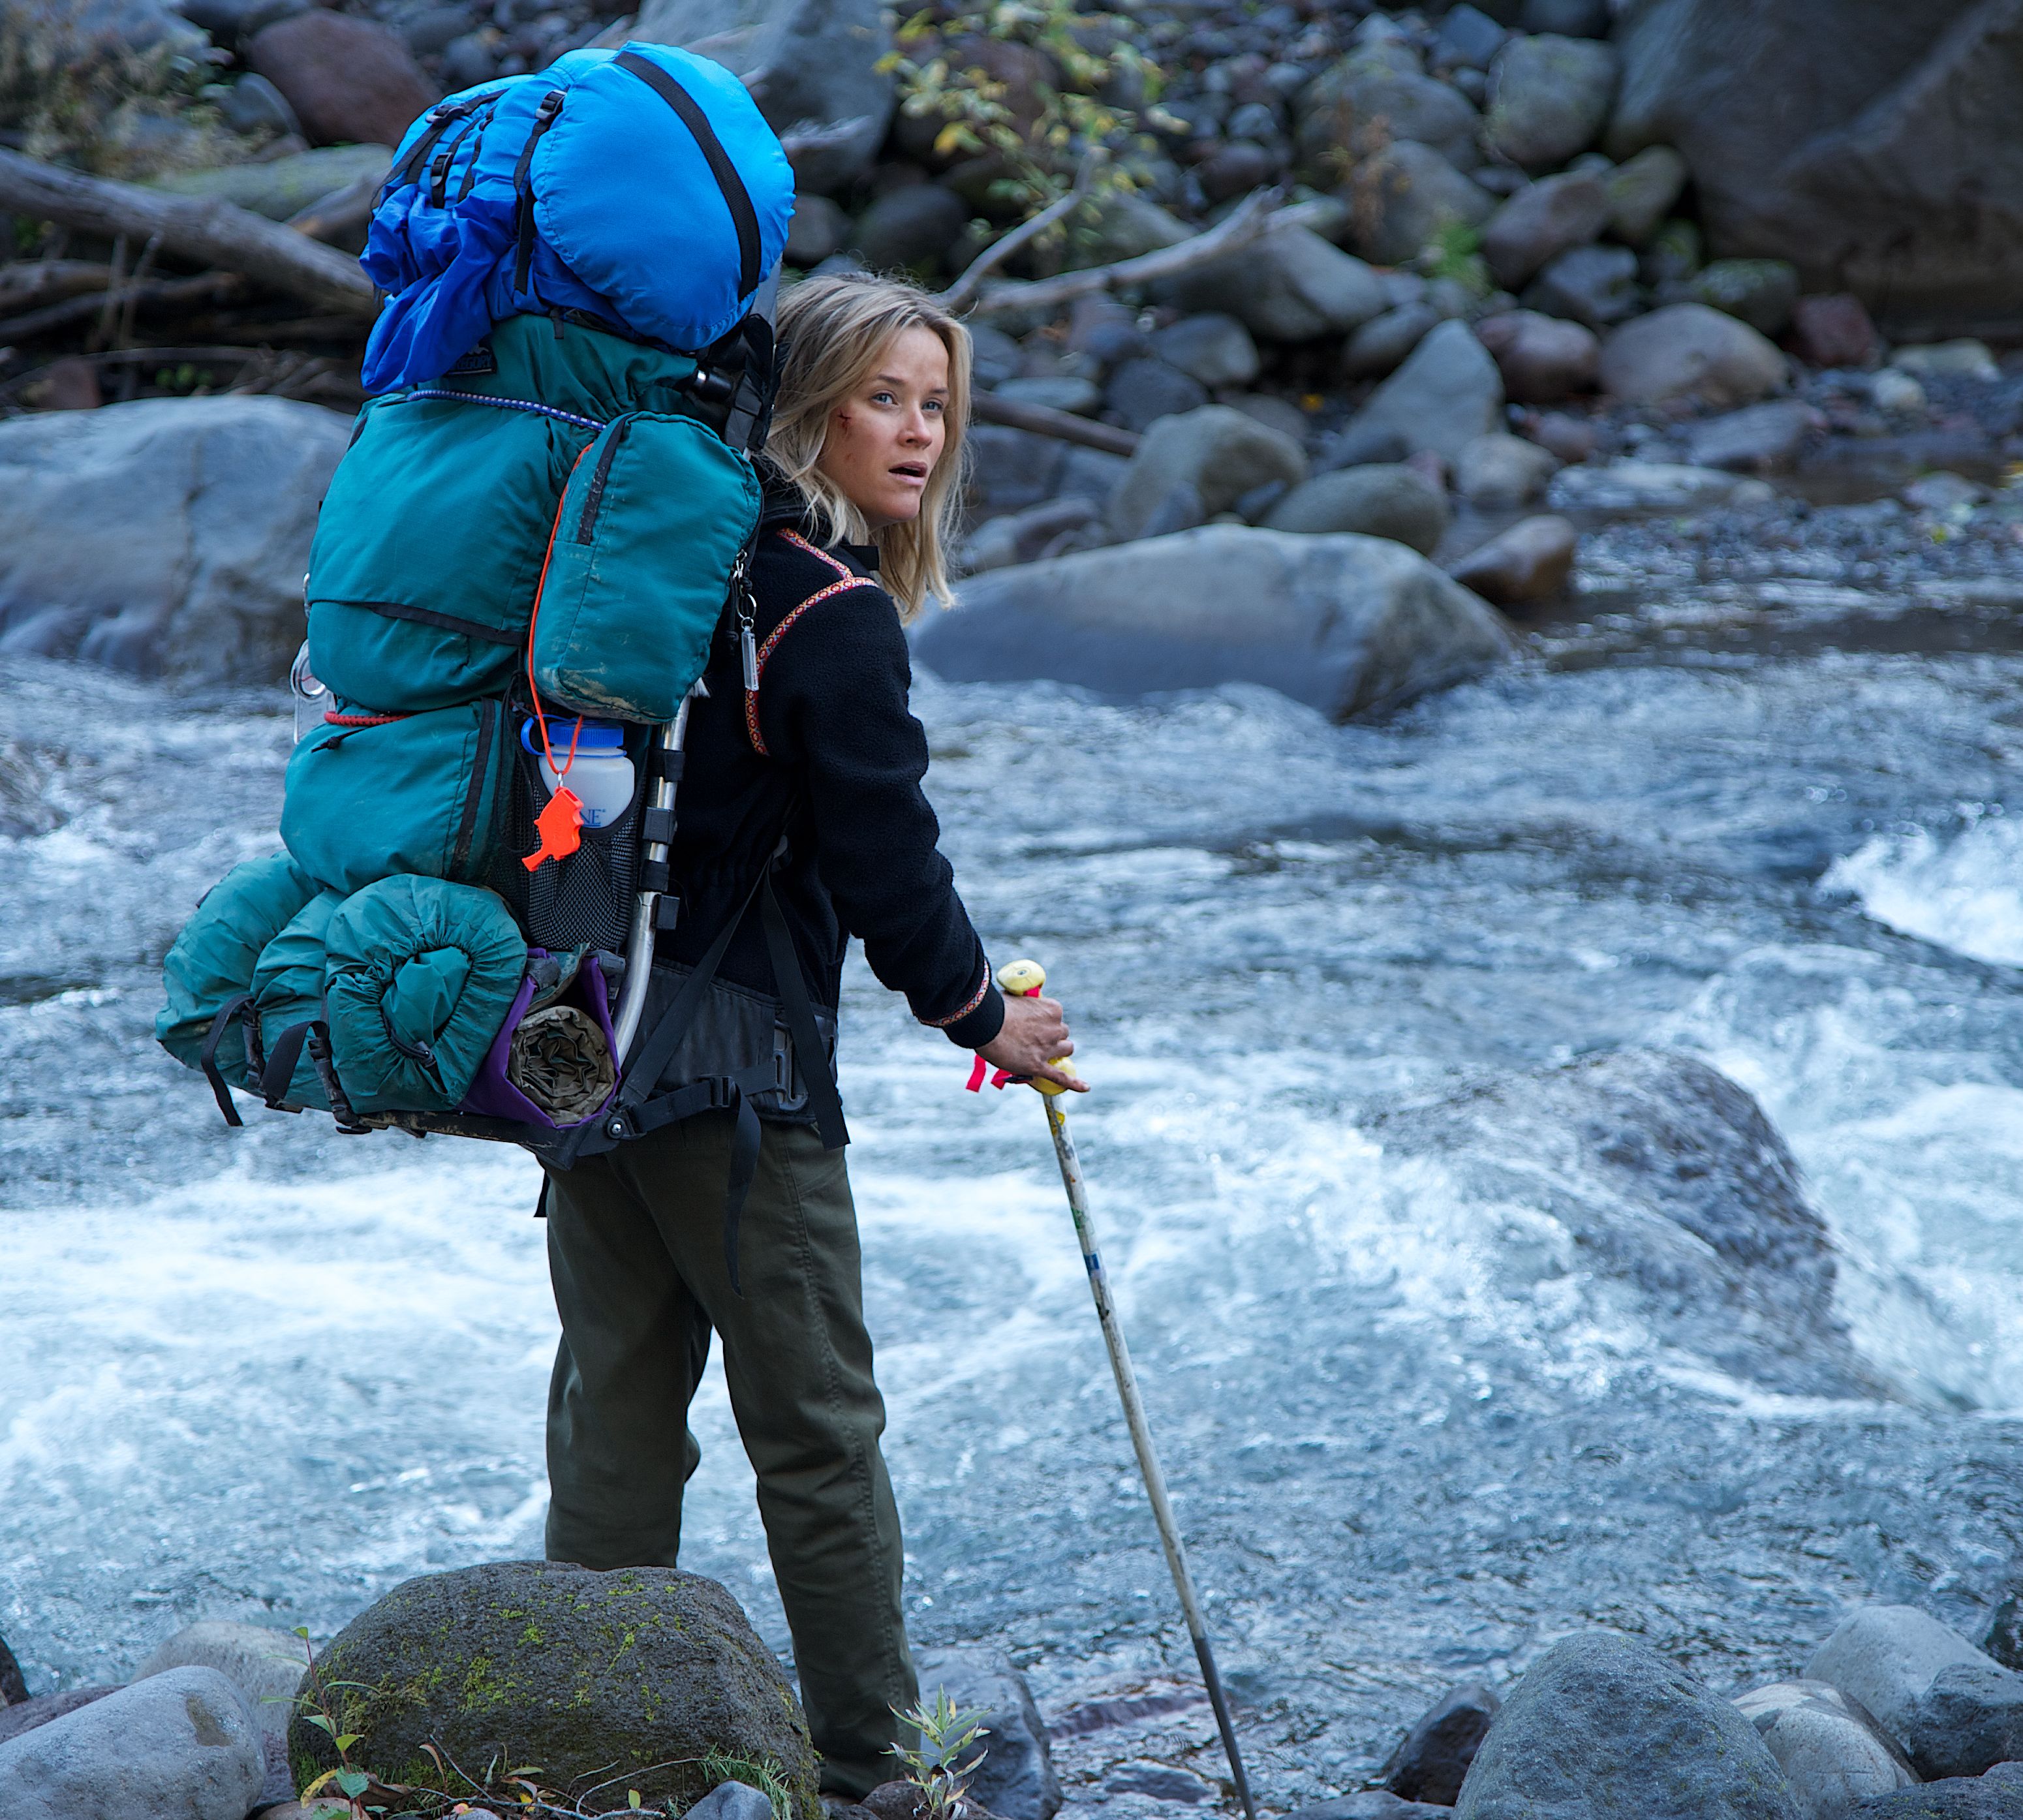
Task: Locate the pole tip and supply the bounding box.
[998,957,1046,996]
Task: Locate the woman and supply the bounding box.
[540,272,1083,1797]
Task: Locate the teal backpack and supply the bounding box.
[156,309,836,1224]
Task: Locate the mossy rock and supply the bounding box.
[288,1561,818,1816]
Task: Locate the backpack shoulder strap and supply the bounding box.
[743,529,880,757]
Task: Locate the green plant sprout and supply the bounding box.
[888,1690,992,1820]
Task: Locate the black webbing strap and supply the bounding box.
[613,50,762,298]
[512,90,567,296]
[260,1018,315,1109]
[758,868,848,1150]
[390,92,495,193]
[198,992,257,1128]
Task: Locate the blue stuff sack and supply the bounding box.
[362,42,794,393]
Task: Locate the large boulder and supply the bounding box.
[1524,243,1641,331]
[0,1666,266,1820]
[1808,1607,2023,1781]
[0,397,350,681]
[1264,464,1449,555]
[1603,144,1688,245]
[1453,1634,1801,1820]
[138,1621,310,1742]
[0,1688,117,1746]
[915,1646,1061,1820]
[1733,1681,1919,1820]
[1338,320,1504,465]
[630,0,895,192]
[1598,302,1786,407]
[1151,314,1261,391]
[1483,32,1618,170]
[1107,405,1308,543]
[1155,224,1387,343]
[245,11,434,149]
[915,526,1513,722]
[287,1562,820,1813]
[1364,1049,1884,1395]
[1608,0,2023,333]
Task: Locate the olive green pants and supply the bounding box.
[541,1112,918,1796]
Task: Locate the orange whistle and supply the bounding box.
[523,787,583,871]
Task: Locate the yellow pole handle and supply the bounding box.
[997,956,1079,1095]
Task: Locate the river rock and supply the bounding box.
[916,1646,1060,1820]
[1367,1050,1882,1394]
[961,498,1102,574]
[0,1686,119,1746]
[1603,144,1688,245]
[1808,1606,2023,1781]
[1475,309,1599,401]
[689,1781,781,1820]
[1446,513,1576,608]
[0,396,350,682]
[1733,1681,1918,1820]
[1608,0,2023,333]
[1482,172,1610,290]
[1434,4,1508,71]
[1691,258,1802,336]
[1109,405,1308,542]
[0,1633,23,1706]
[998,376,1102,417]
[1524,243,1641,330]
[245,12,433,149]
[1987,1592,2023,1674]
[785,193,849,267]
[918,525,1512,721]
[1550,461,1774,512]
[1598,302,1786,407]
[1297,42,1483,175]
[1156,224,1386,343]
[1343,304,1442,382]
[290,1562,819,1812]
[1483,33,1618,171]
[1292,1797,1454,1820]
[1455,432,1558,506]
[1104,354,1212,433]
[148,144,392,220]
[0,1665,265,1820]
[967,424,1068,517]
[1383,1683,1502,1805]
[1790,295,1880,371]
[1848,1764,2023,1818]
[1346,139,1497,267]
[1680,399,1814,473]
[138,1620,309,1742]
[1152,314,1260,390]
[1522,0,1609,31]
[1452,1633,1799,1820]
[1340,320,1504,465]
[1891,341,2001,381]
[632,0,894,193]
[1264,465,1449,554]
[851,184,966,276]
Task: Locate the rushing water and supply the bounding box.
[3,555,2021,1810]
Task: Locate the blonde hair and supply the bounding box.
[767,272,972,621]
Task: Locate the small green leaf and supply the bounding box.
[334,1733,363,1751]
[333,1767,369,1797]
[305,1713,337,1737]
[630,1793,643,1810]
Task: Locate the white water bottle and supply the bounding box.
[522,717,634,829]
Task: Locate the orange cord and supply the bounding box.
[525,446,592,785]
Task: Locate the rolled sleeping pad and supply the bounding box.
[156,852,322,1087]
[322,874,527,1114]
[247,889,346,1109]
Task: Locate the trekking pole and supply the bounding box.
[996,959,1259,1820]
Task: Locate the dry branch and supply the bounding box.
[285,164,390,247]
[0,270,239,343]
[940,153,1101,313]
[962,190,1336,318]
[971,388,1139,456]
[0,258,114,311]
[0,148,378,318]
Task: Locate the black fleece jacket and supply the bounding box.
[654,475,1005,1053]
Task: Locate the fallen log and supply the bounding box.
[0,258,114,311]
[971,388,1139,457]
[963,190,1337,319]
[0,271,239,343]
[0,148,377,318]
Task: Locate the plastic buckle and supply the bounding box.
[641,805,677,845]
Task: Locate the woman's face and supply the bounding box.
[815,325,951,531]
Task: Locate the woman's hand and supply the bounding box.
[977,992,1089,1093]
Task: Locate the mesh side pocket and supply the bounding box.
[489,731,642,953]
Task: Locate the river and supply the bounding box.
[3,513,2020,1810]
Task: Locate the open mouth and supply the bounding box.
[890,463,928,482]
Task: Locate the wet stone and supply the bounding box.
[1382,1681,1502,1804]
[1104,358,1211,433]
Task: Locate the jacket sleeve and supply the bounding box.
[756,582,1005,1050]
